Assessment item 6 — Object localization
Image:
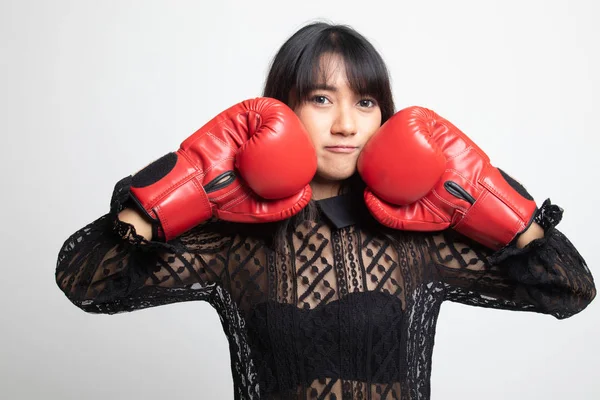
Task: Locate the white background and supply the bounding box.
[2,0,598,399]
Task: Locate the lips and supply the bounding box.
[325,146,358,153]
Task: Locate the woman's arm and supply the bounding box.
[55,176,232,314]
[515,221,545,248]
[117,206,153,241]
[428,200,596,319]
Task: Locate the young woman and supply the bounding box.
[55,22,596,399]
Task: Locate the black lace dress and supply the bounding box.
[55,176,596,399]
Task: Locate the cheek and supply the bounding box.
[362,115,382,140]
[298,109,327,146]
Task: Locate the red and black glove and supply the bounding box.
[357,106,538,250]
[128,97,317,242]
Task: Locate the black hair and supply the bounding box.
[262,21,396,253]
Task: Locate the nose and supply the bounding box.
[331,105,357,137]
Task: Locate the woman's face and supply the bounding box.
[293,54,382,183]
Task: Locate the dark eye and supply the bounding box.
[310,95,330,105]
[358,99,377,108]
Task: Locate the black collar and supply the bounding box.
[315,193,368,229]
[208,192,379,241]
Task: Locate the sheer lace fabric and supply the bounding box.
[56,176,596,399]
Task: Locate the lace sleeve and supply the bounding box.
[55,176,232,314]
[428,199,596,319]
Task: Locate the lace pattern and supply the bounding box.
[55,179,596,399]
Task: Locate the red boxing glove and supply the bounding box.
[357,106,537,250]
[129,97,317,242]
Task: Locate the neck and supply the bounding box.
[310,179,341,201]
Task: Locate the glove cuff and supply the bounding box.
[129,151,213,242]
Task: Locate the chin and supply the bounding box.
[316,168,356,182]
